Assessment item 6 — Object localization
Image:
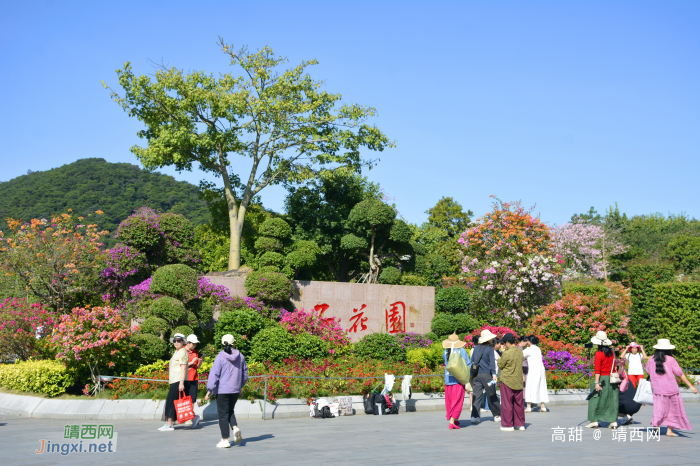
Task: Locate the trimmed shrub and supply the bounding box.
[291,333,329,360]
[378,267,401,285]
[625,262,675,346]
[254,236,284,253]
[654,282,700,368]
[258,251,285,269]
[258,218,292,239]
[171,325,194,339]
[406,342,444,369]
[132,333,169,363]
[0,360,75,397]
[251,326,293,363]
[149,297,187,325]
[185,298,215,323]
[140,317,169,338]
[150,264,198,299]
[563,282,609,297]
[400,274,426,286]
[214,309,269,357]
[430,313,479,338]
[353,332,406,362]
[245,270,294,305]
[435,286,471,314]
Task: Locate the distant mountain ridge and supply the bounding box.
[0,158,210,244]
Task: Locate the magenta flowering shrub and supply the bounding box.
[394,332,433,350]
[100,244,148,302]
[0,298,56,361]
[128,276,235,305]
[543,350,590,374]
[279,308,351,348]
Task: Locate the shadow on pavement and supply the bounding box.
[239,434,274,446]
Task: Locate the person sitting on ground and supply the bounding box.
[646,338,697,437]
[523,336,549,413]
[205,334,249,448]
[497,333,525,432]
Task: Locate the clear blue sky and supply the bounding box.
[1,0,698,226]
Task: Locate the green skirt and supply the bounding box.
[588,375,619,423]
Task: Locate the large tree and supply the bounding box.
[105,39,393,270]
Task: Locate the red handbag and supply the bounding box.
[175,390,196,424]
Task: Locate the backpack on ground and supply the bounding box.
[320,406,333,418]
[363,393,376,414]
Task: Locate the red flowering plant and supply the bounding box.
[464,325,520,348]
[529,281,632,349]
[50,306,138,395]
[0,298,56,361]
[279,308,351,350]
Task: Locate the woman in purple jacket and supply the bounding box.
[205,334,249,448]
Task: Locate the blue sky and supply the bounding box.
[1,0,698,226]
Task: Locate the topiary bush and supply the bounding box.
[353,332,406,362]
[0,360,75,397]
[131,333,169,363]
[435,286,471,314]
[245,270,294,305]
[378,266,401,285]
[654,282,700,368]
[430,313,479,338]
[400,274,426,286]
[258,251,285,269]
[214,309,269,357]
[258,217,292,239]
[251,326,293,363]
[140,316,169,338]
[149,297,187,325]
[171,325,194,339]
[150,264,198,299]
[291,333,329,360]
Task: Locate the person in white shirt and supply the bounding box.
[620,342,648,389]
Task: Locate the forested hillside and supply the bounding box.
[0,158,210,244]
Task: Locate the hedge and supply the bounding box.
[0,360,75,397]
[654,282,700,368]
[626,262,675,346]
[435,287,471,314]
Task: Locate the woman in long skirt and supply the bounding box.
[522,336,549,412]
[443,333,471,429]
[646,339,698,437]
[586,331,620,429]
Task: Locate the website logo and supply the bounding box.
[35,424,118,456]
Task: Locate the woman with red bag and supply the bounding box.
[159,333,199,431]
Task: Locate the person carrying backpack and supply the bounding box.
[443,333,471,429]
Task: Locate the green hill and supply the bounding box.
[0,158,210,246]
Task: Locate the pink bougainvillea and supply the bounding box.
[0,298,56,361]
[279,308,351,348]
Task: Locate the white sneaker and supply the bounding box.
[500,426,514,431]
[216,439,231,448]
[471,417,480,424]
[515,426,526,431]
[158,424,174,432]
[190,415,200,429]
[494,416,501,422]
[233,426,242,445]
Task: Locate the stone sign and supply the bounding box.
[205,277,435,341]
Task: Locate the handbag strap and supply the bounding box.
[610,349,617,376]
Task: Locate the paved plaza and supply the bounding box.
[1,403,698,465]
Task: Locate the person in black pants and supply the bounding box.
[470,329,501,423]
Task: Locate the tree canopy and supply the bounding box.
[105,38,393,270]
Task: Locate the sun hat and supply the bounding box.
[170,333,186,343]
[478,329,498,344]
[590,331,612,346]
[442,332,467,349]
[221,334,236,346]
[629,342,641,348]
[186,334,200,344]
[653,338,675,350]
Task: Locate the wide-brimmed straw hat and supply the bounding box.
[653,338,675,350]
[591,331,612,346]
[478,329,498,344]
[442,332,466,349]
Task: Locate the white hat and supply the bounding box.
[221,334,235,346]
[186,334,200,344]
[590,331,611,346]
[653,338,675,350]
[169,333,186,343]
[478,329,497,344]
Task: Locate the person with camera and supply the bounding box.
[620,342,647,389]
[585,331,621,429]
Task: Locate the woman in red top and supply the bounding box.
[184,334,203,427]
[585,331,621,429]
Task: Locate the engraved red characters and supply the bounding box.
[348,304,369,333]
[385,301,406,334]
